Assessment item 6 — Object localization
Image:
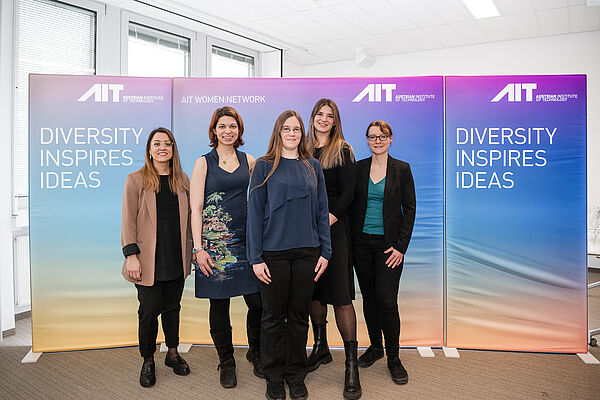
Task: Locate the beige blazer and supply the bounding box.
[121,170,192,286]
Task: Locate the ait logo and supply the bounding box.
[352,83,396,102]
[491,83,537,102]
[77,83,124,102]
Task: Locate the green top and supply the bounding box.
[362,177,386,235]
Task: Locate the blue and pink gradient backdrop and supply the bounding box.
[30,74,587,353]
[445,75,587,352]
[173,77,444,346]
[29,75,172,351]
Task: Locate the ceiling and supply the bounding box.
[125,0,600,65]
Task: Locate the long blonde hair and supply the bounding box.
[307,98,354,169]
[140,127,188,193]
[250,110,316,194]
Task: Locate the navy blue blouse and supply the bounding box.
[246,157,332,265]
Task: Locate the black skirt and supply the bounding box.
[313,214,355,306]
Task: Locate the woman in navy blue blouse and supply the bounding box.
[247,110,331,400]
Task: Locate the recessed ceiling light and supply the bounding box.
[462,0,500,19]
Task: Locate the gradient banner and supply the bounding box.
[29,75,172,352]
[173,77,444,347]
[445,75,587,352]
[29,75,444,351]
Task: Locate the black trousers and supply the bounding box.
[135,276,185,358]
[353,235,403,358]
[209,292,262,361]
[260,247,321,383]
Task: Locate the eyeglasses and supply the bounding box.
[151,140,173,148]
[281,126,302,133]
[366,134,390,142]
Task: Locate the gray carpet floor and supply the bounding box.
[1,269,599,399]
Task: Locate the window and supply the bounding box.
[127,22,190,77]
[211,46,255,77]
[15,0,96,198]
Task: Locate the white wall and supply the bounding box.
[261,50,282,77]
[0,0,16,334]
[285,31,600,224]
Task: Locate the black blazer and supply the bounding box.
[350,155,416,254]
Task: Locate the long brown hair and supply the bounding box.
[140,127,188,193]
[250,110,316,193]
[208,106,245,148]
[307,98,354,169]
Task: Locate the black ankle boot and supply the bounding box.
[212,329,236,388]
[343,340,362,400]
[217,358,237,388]
[357,344,384,368]
[246,346,264,378]
[307,323,332,372]
[246,324,264,379]
[387,357,408,385]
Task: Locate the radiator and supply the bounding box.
[13,235,30,308]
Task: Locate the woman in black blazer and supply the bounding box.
[350,120,416,385]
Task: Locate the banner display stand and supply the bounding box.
[445,75,588,353]
[26,74,589,357]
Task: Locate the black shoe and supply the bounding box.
[266,380,286,400]
[218,358,237,388]
[388,358,408,385]
[246,347,265,379]
[139,360,156,388]
[358,345,384,368]
[287,381,308,400]
[307,324,332,372]
[343,340,362,400]
[165,353,190,376]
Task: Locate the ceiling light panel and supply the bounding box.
[462,0,501,19]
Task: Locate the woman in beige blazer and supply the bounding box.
[121,127,192,388]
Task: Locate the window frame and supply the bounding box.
[206,36,260,77]
[12,0,102,215]
[120,11,198,77]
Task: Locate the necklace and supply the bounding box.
[219,152,236,165]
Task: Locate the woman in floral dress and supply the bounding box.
[190,106,262,389]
